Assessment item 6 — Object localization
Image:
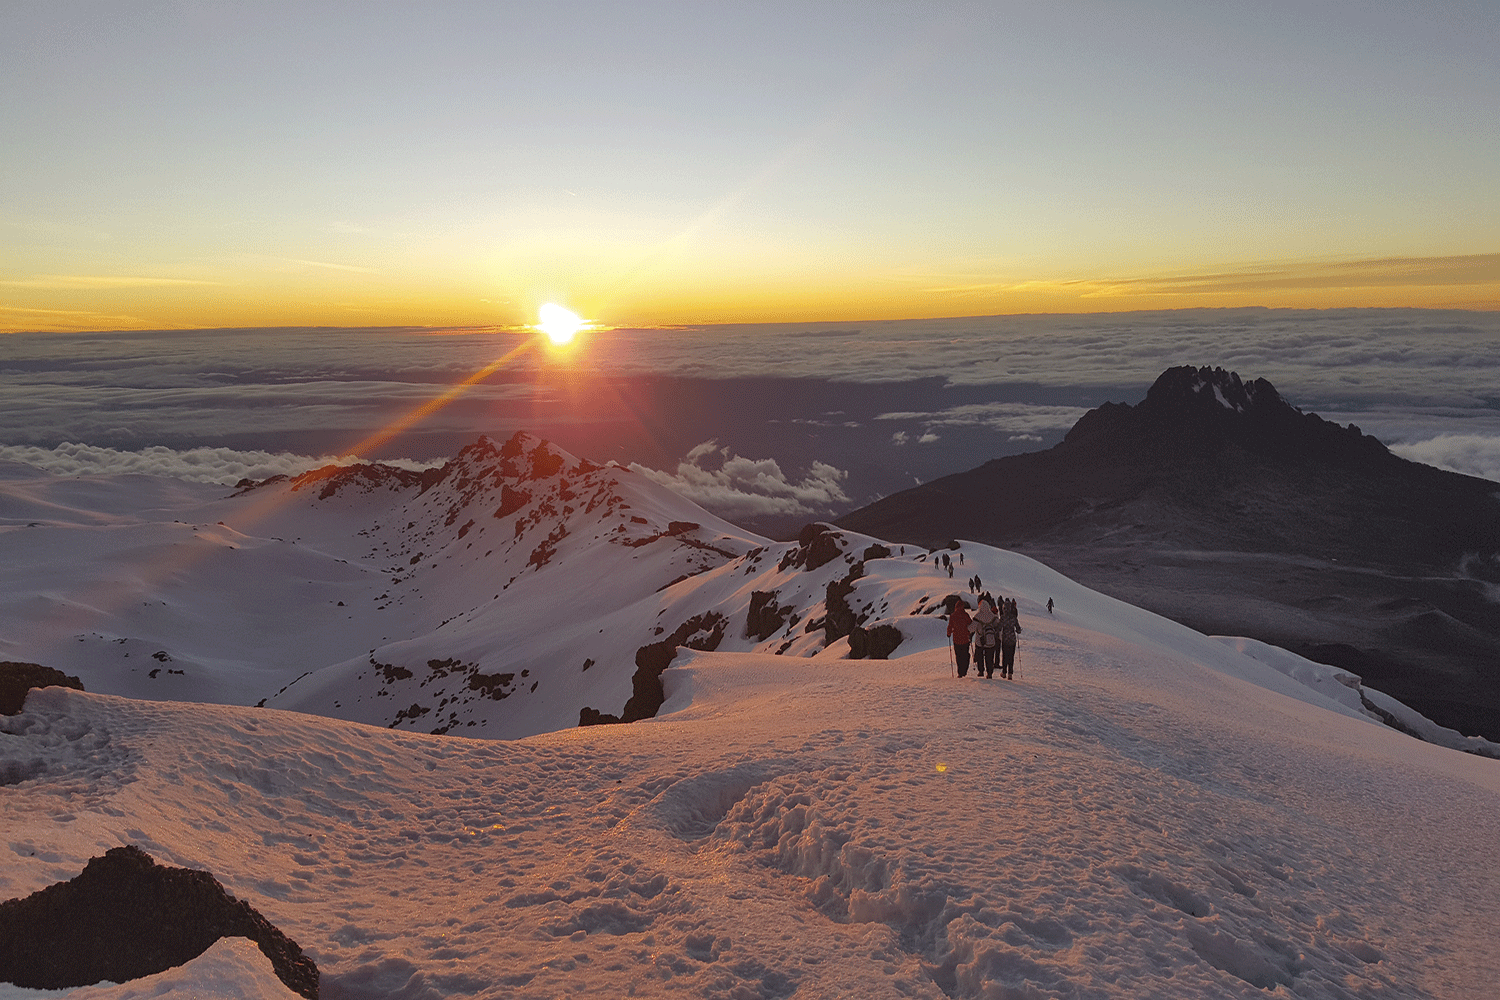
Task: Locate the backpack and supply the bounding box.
[977,620,999,648]
[1000,621,1017,644]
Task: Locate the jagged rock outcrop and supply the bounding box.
[0,662,83,716]
[0,845,318,999]
[847,624,903,660]
[580,613,727,727]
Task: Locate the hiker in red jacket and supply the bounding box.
[946,598,973,678]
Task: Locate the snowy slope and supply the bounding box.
[4,633,1499,998]
[1,433,767,733]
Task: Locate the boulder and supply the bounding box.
[0,845,318,999]
[0,662,83,716]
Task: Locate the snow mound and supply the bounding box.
[0,937,303,1000]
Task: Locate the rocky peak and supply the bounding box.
[1143,365,1284,418]
[1064,365,1390,469]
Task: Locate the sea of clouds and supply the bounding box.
[0,442,440,484]
[3,309,1497,521]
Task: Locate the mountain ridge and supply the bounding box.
[5,423,1496,758]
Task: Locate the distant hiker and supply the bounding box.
[946,599,973,678]
[941,553,950,570]
[1000,599,1022,679]
[1047,597,1054,615]
[959,553,964,565]
[972,598,1000,679]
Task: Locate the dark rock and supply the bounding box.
[0,662,83,716]
[371,660,412,684]
[282,462,428,501]
[466,670,516,701]
[579,706,620,726]
[847,624,903,660]
[0,845,318,999]
[528,443,564,479]
[494,485,531,518]
[822,577,860,645]
[745,591,792,642]
[582,613,726,727]
[781,524,843,572]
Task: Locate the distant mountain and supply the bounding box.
[838,365,1500,740]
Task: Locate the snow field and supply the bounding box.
[6,614,1499,998]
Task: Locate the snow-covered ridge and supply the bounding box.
[4,430,1494,759]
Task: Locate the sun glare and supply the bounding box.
[537,303,584,346]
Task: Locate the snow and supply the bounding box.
[4,444,1500,997]
[0,939,302,1000]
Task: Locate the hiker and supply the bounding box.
[946,598,973,678]
[1000,599,1022,679]
[1047,597,1054,614]
[972,597,1000,678]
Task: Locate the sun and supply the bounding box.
[537,303,585,346]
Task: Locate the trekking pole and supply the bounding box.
[947,641,955,677]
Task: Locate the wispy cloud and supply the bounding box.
[0,274,220,290]
[1071,254,1500,298]
[266,258,380,274]
[921,254,1500,300]
[0,304,158,333]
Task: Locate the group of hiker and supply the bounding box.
[945,593,1022,679]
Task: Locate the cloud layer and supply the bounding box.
[629,441,850,518]
[0,442,438,485]
[878,401,1090,441]
[1389,434,1500,485]
[4,310,1498,505]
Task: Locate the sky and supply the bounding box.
[3,0,1499,333]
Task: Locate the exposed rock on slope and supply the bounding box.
[838,365,1500,739]
[260,440,913,736]
[0,662,83,716]
[0,845,317,999]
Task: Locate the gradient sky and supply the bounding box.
[3,0,1498,332]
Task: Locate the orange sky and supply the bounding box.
[4,254,1496,334]
[3,4,1496,333]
